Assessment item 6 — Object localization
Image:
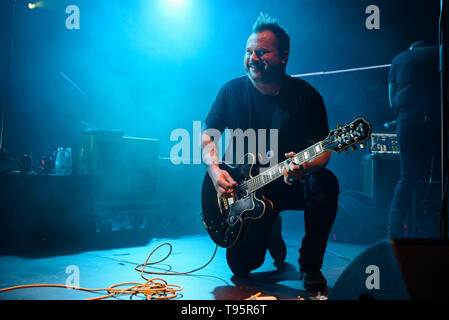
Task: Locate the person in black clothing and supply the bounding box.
[387,41,440,238]
[201,13,339,292]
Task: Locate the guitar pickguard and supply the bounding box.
[227,195,254,225]
[220,193,267,247]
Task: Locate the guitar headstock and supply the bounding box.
[323,118,372,153]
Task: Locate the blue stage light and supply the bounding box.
[160,0,190,18]
[166,0,185,6]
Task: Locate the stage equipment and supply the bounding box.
[361,152,401,216]
[439,0,448,239]
[369,133,399,154]
[328,238,449,300]
[79,129,160,233]
[0,0,16,158]
[79,129,158,179]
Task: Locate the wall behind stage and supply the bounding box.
[0,0,440,202]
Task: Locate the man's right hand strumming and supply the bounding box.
[208,166,238,198]
[202,131,237,198]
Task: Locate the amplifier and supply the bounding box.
[79,130,159,200]
[361,152,400,215]
[369,133,399,154]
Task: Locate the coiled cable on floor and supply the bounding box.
[136,242,218,277]
[0,242,218,300]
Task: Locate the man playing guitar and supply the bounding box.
[201,13,339,292]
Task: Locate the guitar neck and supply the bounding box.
[246,141,325,194]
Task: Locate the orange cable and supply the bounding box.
[0,242,217,300]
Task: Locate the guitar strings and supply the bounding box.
[228,136,345,195]
[231,135,360,195]
[232,161,287,194]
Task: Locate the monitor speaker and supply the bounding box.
[328,238,449,300]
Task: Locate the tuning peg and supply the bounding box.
[337,124,342,129]
[359,143,365,149]
[351,145,358,151]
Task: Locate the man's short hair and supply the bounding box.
[252,12,290,54]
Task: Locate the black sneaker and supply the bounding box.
[267,215,287,265]
[300,270,327,292]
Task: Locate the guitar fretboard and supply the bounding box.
[246,142,324,194]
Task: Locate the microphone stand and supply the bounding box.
[439,0,448,240]
[0,0,16,161]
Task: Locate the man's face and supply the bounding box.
[244,30,288,83]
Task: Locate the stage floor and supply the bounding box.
[0,226,367,300]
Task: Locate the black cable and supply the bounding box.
[441,174,448,238]
[325,249,353,262]
[284,235,354,262]
[135,242,219,276]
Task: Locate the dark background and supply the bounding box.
[0,0,440,197]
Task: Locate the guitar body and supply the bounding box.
[201,153,274,248]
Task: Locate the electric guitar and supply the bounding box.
[201,118,372,248]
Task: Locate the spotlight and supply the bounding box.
[27,1,44,10]
[166,0,185,6]
[160,0,189,17]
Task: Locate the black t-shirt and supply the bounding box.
[388,46,439,122]
[205,74,329,165]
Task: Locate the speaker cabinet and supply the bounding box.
[328,239,449,300]
[362,153,401,215]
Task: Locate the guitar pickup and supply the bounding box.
[217,193,230,214]
[217,193,236,215]
[223,198,229,210]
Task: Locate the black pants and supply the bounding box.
[387,115,440,237]
[226,168,339,276]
